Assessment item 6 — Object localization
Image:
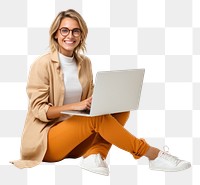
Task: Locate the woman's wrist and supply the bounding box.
[47,103,76,119]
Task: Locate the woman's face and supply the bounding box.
[55,17,81,57]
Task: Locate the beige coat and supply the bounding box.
[11,50,93,168]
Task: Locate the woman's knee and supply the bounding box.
[111,111,130,126]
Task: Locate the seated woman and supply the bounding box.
[11,9,191,176]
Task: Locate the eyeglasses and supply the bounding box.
[59,27,81,37]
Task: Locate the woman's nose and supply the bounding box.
[68,30,74,38]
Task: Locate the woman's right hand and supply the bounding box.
[47,97,92,119]
[71,97,92,111]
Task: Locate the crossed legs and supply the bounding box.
[43,112,150,162]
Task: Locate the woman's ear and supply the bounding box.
[54,32,58,40]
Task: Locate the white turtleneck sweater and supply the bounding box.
[59,53,82,105]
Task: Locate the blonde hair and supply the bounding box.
[49,9,88,56]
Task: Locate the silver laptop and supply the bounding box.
[61,69,145,117]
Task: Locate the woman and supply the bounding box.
[11,9,191,175]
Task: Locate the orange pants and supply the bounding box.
[43,112,150,162]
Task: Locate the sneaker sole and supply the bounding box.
[149,163,191,172]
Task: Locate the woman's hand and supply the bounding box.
[71,97,92,111]
[47,97,92,119]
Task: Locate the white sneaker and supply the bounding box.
[149,147,191,172]
[80,153,109,176]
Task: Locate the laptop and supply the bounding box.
[61,69,145,117]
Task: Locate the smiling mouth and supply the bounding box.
[64,40,75,44]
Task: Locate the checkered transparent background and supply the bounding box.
[0,0,200,185]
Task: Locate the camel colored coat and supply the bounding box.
[11,50,93,168]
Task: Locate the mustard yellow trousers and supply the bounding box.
[43,112,150,162]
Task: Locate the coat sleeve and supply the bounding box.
[26,58,53,123]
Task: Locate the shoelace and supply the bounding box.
[160,145,182,165]
[95,154,108,168]
[95,154,104,167]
